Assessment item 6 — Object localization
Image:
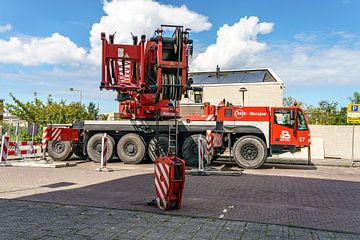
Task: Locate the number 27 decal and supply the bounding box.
[298,137,305,142]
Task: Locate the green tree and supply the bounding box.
[302,100,348,125]
[5,93,99,140]
[86,102,99,120]
[348,91,360,104]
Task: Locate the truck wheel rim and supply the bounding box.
[241,144,258,160]
[93,140,102,155]
[52,141,65,154]
[124,142,137,156]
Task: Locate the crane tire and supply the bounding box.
[47,140,73,161]
[182,134,214,166]
[86,133,115,163]
[73,144,86,159]
[117,133,146,164]
[233,135,267,169]
[148,134,169,162]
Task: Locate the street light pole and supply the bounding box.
[69,88,83,105]
[239,87,248,106]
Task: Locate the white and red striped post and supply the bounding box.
[198,136,205,172]
[205,130,214,164]
[100,133,108,169]
[0,134,9,166]
[96,133,112,172]
[42,127,50,160]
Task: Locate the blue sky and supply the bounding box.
[1,0,360,112]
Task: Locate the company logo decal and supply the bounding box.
[234,109,246,119]
[280,130,291,141]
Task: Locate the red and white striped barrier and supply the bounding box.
[0,141,40,157]
[155,160,170,210]
[7,141,39,156]
[0,135,9,164]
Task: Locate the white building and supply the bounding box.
[181,68,284,115]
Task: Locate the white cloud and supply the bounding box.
[257,43,360,86]
[191,16,274,71]
[0,0,211,66]
[0,33,87,66]
[0,23,12,33]
[189,15,360,86]
[88,0,212,64]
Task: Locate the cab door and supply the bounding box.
[294,109,311,146]
[270,108,298,145]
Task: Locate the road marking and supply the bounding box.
[219,205,235,219]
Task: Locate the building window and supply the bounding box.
[194,91,202,103]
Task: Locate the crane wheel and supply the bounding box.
[182,134,214,166]
[47,140,73,161]
[86,133,115,163]
[117,133,146,164]
[148,134,169,162]
[233,135,267,169]
[73,144,87,159]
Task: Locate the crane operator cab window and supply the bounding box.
[274,109,295,129]
[297,110,308,130]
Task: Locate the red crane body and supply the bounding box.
[100,25,193,119]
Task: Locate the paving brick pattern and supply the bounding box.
[1,163,360,235]
[0,199,359,240]
[12,172,360,234]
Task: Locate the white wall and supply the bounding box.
[201,82,283,107]
[277,125,360,160]
[309,125,360,159]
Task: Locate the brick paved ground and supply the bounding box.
[1,162,360,236]
[0,199,359,240]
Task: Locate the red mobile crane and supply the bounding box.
[45,25,311,169]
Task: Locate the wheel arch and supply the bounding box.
[230,125,268,148]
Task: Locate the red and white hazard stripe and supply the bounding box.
[1,141,39,156]
[51,128,62,141]
[42,127,50,150]
[7,149,38,156]
[0,141,40,147]
[0,135,9,164]
[155,161,170,210]
[206,130,214,155]
[205,114,215,121]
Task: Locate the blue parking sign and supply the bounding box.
[352,105,359,112]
